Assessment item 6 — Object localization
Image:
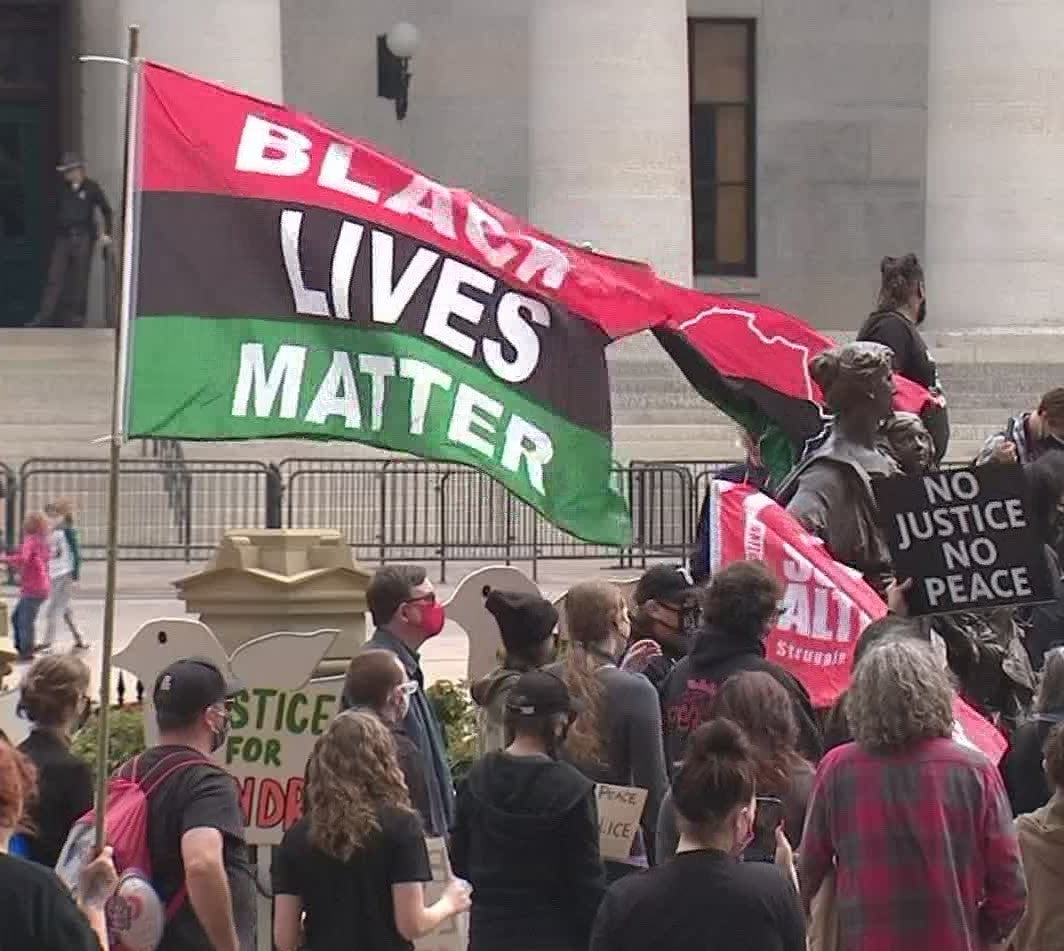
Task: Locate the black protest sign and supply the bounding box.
[873,464,1055,616]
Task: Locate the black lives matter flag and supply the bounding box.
[127,64,677,545]
[127,64,937,543]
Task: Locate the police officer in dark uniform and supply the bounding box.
[33,153,113,328]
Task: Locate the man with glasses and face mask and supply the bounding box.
[622,565,699,691]
[132,658,253,951]
[978,387,1064,467]
[364,565,455,836]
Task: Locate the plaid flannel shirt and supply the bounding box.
[799,737,1026,951]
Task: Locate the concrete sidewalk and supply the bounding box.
[3,557,659,694]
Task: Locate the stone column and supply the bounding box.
[527,0,693,286]
[78,0,284,324]
[926,0,1064,328]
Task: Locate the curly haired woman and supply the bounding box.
[271,710,470,951]
[799,638,1026,951]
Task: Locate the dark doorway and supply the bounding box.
[0,4,61,327]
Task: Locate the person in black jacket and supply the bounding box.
[690,431,771,583]
[857,252,949,461]
[15,653,94,867]
[621,564,698,692]
[592,719,804,951]
[340,650,432,828]
[1002,647,1064,816]
[661,561,821,773]
[450,670,606,951]
[33,153,113,328]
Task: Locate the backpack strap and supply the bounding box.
[139,750,210,797]
[164,884,189,922]
[136,750,212,924]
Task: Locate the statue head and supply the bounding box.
[881,411,935,476]
[810,342,895,430]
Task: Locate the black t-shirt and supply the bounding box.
[590,849,805,951]
[0,852,101,950]
[857,310,937,390]
[18,730,94,867]
[272,807,431,951]
[131,746,256,951]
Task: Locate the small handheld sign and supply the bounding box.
[873,464,1055,616]
[595,783,648,862]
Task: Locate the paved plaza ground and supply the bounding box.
[2,557,656,697]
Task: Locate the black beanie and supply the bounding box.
[484,589,559,654]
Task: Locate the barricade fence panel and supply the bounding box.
[1,463,14,576]
[11,457,739,565]
[18,458,274,560]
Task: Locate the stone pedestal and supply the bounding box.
[926,0,1064,327]
[174,529,372,668]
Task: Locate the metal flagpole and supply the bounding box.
[88,23,141,849]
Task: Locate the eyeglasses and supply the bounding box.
[403,593,436,606]
[396,680,418,697]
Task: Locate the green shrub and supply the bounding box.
[426,680,477,783]
[72,706,147,777]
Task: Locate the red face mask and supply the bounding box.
[417,600,446,638]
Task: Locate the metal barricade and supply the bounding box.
[0,463,15,581]
[19,458,274,560]
[280,458,713,580]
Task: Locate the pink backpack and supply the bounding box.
[56,749,208,951]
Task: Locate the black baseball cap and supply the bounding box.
[153,658,241,724]
[634,564,696,606]
[505,670,583,718]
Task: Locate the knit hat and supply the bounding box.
[484,589,558,654]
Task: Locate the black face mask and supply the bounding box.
[916,297,927,326]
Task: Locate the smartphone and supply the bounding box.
[744,796,784,863]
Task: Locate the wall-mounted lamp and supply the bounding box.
[377,21,420,120]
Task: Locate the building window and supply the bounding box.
[689,18,756,276]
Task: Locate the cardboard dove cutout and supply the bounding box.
[115,618,341,846]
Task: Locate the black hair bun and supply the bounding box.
[688,718,750,760]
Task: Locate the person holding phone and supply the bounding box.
[657,671,815,863]
[591,719,804,951]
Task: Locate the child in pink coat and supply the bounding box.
[3,513,52,659]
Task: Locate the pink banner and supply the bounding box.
[710,480,1007,762]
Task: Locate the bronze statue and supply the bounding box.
[776,343,899,595]
[880,411,935,477]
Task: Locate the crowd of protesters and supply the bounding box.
[0,253,1063,950]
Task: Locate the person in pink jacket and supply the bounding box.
[3,513,52,660]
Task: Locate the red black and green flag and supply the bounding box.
[127,64,936,545]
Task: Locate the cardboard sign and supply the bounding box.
[595,783,648,862]
[224,675,342,844]
[874,464,1055,616]
[113,619,342,846]
[415,837,469,951]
